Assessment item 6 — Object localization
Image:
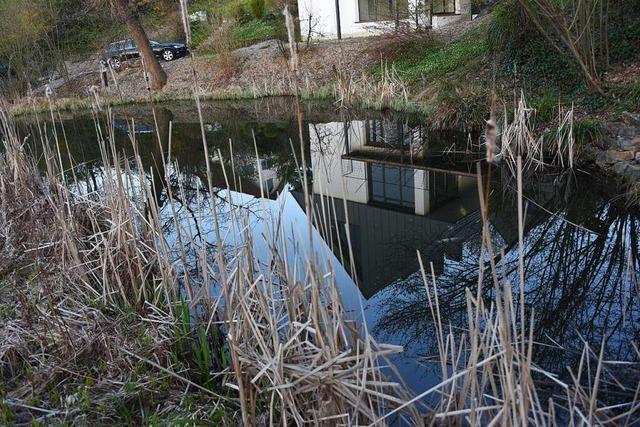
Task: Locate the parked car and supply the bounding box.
[101,39,188,69]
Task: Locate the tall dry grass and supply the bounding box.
[0,99,236,424]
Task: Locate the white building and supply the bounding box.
[297,0,473,40]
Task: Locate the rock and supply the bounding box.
[624,164,640,180]
[595,150,608,167]
[613,162,628,175]
[621,111,640,127]
[613,162,640,180]
[606,122,638,150]
[605,150,635,163]
[618,136,640,151]
[607,122,636,140]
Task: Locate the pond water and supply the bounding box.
[17,97,640,398]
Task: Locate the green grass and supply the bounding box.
[190,20,210,48]
[575,81,640,119]
[573,118,606,147]
[231,19,278,47]
[389,25,490,83]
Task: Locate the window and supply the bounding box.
[358,0,410,22]
[260,159,273,170]
[365,119,413,149]
[369,164,415,210]
[428,171,458,209]
[265,178,274,193]
[432,0,456,14]
[365,120,385,145]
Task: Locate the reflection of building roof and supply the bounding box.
[343,148,485,177]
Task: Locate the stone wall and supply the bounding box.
[592,112,640,181]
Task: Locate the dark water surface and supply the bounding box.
[17,97,640,398]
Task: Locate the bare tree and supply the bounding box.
[515,0,610,94]
[113,0,167,90]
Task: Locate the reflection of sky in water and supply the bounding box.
[21,99,640,398]
[151,170,640,397]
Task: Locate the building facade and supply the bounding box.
[297,0,473,40]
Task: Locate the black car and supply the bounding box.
[101,39,188,69]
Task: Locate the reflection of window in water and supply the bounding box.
[260,159,273,170]
[365,119,416,149]
[365,120,386,146]
[429,171,459,209]
[358,0,410,21]
[342,159,354,175]
[265,178,274,193]
[369,164,415,210]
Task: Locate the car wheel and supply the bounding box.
[108,57,122,71]
[162,49,175,61]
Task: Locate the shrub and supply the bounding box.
[224,0,252,24]
[232,19,277,47]
[543,117,605,150]
[532,90,561,123]
[427,80,489,130]
[189,20,210,48]
[589,82,640,118]
[488,1,583,92]
[391,27,490,82]
[486,0,527,52]
[246,0,267,20]
[608,12,640,63]
[573,118,606,147]
[580,91,608,114]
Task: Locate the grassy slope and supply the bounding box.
[378,4,640,142]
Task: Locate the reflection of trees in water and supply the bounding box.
[373,178,640,376]
[29,107,280,280]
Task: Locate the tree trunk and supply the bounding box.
[115,0,167,91]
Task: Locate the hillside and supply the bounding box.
[5,1,640,180]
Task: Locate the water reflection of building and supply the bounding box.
[296,119,486,298]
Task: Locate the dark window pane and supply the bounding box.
[386,166,400,184]
[402,182,414,204]
[371,164,384,182]
[358,0,410,21]
[372,181,384,201]
[433,0,456,14]
[368,164,415,210]
[385,182,401,200]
